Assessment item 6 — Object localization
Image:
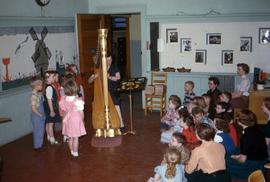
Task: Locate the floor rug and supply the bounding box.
[91,135,122,148]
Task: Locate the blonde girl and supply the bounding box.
[43,70,61,144]
[30,77,45,150]
[59,79,86,157]
[148,147,187,182]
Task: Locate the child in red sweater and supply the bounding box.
[179,113,199,150]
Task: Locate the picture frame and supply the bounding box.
[240,37,252,52]
[206,33,221,44]
[180,38,192,52]
[195,49,207,64]
[221,50,233,65]
[259,28,270,44]
[166,28,178,43]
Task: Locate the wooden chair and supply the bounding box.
[145,71,167,116]
[248,170,265,182]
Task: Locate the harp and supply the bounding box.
[92,29,121,137]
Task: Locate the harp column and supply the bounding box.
[99,29,115,137]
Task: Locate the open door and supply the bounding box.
[76,14,112,116]
[125,17,131,78]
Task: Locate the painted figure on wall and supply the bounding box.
[29,27,51,75]
[34,39,49,74]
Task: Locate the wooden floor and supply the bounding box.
[0,92,167,182]
[2,92,270,182]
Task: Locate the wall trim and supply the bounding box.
[146,12,270,23]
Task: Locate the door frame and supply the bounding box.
[93,4,147,77]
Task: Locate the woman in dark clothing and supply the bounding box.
[226,109,268,180]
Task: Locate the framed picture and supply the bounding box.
[180,38,191,52]
[221,50,233,65]
[206,33,221,44]
[195,49,207,64]
[166,28,178,43]
[240,37,252,52]
[259,28,270,44]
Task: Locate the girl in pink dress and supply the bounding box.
[59,79,86,157]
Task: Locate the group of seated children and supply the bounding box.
[30,64,86,157]
[149,78,270,181]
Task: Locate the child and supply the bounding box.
[213,117,236,154]
[215,101,238,146]
[30,78,45,150]
[53,71,61,102]
[59,79,86,157]
[185,123,231,182]
[160,95,181,131]
[193,96,207,114]
[160,121,182,144]
[179,114,198,150]
[202,94,211,116]
[191,107,213,127]
[183,81,196,107]
[148,147,187,182]
[215,102,229,116]
[66,64,84,99]
[187,102,199,115]
[43,70,61,144]
[168,132,190,164]
[223,113,238,147]
[219,91,233,114]
[262,97,270,160]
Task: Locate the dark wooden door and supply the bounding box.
[150,22,159,71]
[76,14,111,115]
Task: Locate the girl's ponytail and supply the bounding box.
[164,147,181,179]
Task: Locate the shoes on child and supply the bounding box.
[34,147,45,152]
[71,151,79,157]
[48,136,58,145]
[63,135,70,142]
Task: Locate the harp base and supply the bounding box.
[95,128,121,138]
[91,135,122,148]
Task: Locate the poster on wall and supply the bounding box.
[166,28,178,43]
[221,50,233,65]
[0,26,76,90]
[180,38,191,52]
[206,33,221,44]
[240,37,252,52]
[195,49,207,64]
[259,28,270,44]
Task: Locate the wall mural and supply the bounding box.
[29,26,51,75]
[0,26,76,90]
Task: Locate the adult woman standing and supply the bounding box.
[231,63,251,109]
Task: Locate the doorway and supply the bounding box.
[111,16,130,80]
[111,14,142,79]
[76,14,142,113]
